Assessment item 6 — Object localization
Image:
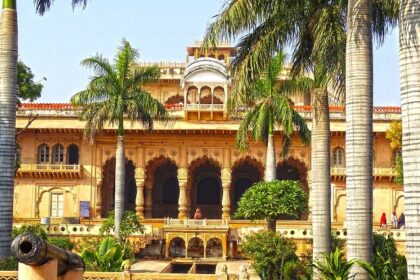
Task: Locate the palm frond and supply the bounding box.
[34,0,88,15]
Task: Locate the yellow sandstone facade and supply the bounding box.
[13,42,404,256]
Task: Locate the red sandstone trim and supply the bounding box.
[18,103,401,113]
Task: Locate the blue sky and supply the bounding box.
[18,0,400,105]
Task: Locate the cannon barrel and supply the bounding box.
[11,233,84,276]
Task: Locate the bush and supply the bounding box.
[313,248,356,280]
[12,224,47,240]
[241,230,309,279]
[100,210,144,243]
[80,236,133,272]
[0,257,18,271]
[49,237,74,251]
[235,180,308,231]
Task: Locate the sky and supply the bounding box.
[18,0,400,105]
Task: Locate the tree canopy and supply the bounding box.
[235,180,308,231]
[17,61,44,104]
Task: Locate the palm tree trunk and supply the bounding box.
[399,0,420,277]
[114,135,125,241]
[0,0,17,259]
[265,112,276,181]
[346,0,373,278]
[311,88,331,269]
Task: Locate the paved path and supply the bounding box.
[131,259,260,279]
[130,260,171,273]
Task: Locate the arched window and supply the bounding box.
[38,144,50,164]
[333,147,345,167]
[67,144,79,164]
[52,144,64,164]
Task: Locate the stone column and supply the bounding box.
[95,179,102,218]
[135,167,145,219]
[177,168,188,219]
[221,168,231,220]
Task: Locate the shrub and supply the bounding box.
[80,237,133,272]
[100,210,144,243]
[313,248,356,280]
[49,237,74,251]
[235,180,308,231]
[12,224,47,240]
[241,230,306,279]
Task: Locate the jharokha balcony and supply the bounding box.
[16,164,82,179]
[330,166,397,181]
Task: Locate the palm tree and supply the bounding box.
[70,39,169,240]
[345,1,374,278]
[0,0,87,259]
[202,0,397,273]
[234,52,310,181]
[399,0,420,277]
[202,0,341,269]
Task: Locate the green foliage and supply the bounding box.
[385,121,402,150]
[12,224,48,240]
[368,234,407,279]
[312,248,356,280]
[332,235,346,252]
[233,52,311,156]
[385,121,403,184]
[0,257,18,271]
[17,61,43,104]
[80,237,133,272]
[241,231,303,280]
[394,155,404,185]
[100,210,144,243]
[70,38,169,139]
[235,180,308,229]
[49,237,74,251]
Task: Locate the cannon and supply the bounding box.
[11,233,84,276]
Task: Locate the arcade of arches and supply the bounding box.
[98,156,309,220]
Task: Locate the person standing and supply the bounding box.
[397,213,405,229]
[391,211,398,228]
[380,212,387,229]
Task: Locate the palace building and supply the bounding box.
[13,41,404,258]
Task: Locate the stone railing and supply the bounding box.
[12,223,153,236]
[185,104,225,111]
[331,167,397,177]
[18,164,81,172]
[164,218,229,228]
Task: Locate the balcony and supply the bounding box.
[185,104,224,111]
[16,164,82,179]
[330,167,397,181]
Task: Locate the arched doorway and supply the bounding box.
[145,156,179,218]
[189,158,222,219]
[188,237,204,258]
[276,158,308,192]
[231,157,264,216]
[206,238,223,258]
[276,157,309,219]
[169,237,186,258]
[101,158,136,217]
[152,160,179,218]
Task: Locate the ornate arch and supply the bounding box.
[145,155,179,186]
[101,157,136,217]
[188,156,222,219]
[276,157,309,192]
